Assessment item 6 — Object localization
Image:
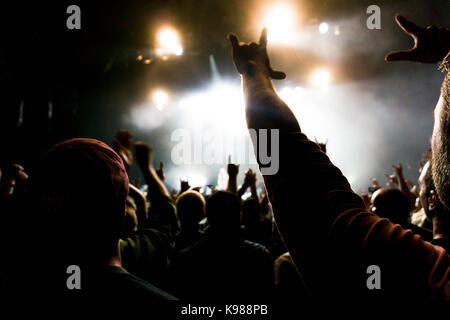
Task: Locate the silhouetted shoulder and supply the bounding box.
[95,266,178,300]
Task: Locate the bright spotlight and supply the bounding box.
[156,27,183,57]
[319,22,329,34]
[158,28,178,47]
[311,69,331,89]
[185,173,207,187]
[262,4,296,43]
[152,89,169,110]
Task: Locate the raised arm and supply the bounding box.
[229,29,449,300]
[229,29,299,135]
[134,141,170,201]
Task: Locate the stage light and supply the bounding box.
[311,69,331,88]
[186,174,207,188]
[319,22,329,34]
[179,82,244,125]
[261,3,296,43]
[174,44,183,56]
[334,26,340,36]
[156,27,183,57]
[158,28,178,47]
[152,89,169,110]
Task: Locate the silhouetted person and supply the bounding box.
[241,198,272,247]
[13,138,175,301]
[228,19,449,300]
[119,141,179,289]
[371,188,431,240]
[170,191,273,301]
[418,161,450,251]
[175,190,205,252]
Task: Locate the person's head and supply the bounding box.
[176,190,205,232]
[31,138,129,264]
[370,188,411,225]
[205,191,241,234]
[431,54,450,209]
[241,198,260,227]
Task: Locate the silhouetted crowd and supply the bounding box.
[0,14,449,306]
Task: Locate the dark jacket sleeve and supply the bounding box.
[265,131,449,300]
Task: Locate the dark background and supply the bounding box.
[0,0,448,191]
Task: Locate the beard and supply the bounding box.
[431,129,450,210]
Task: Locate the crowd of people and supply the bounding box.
[0,14,448,305]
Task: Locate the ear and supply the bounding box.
[428,190,437,212]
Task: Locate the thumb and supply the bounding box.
[269,69,287,79]
[385,49,418,62]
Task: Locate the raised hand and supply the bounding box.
[134,141,169,199]
[392,163,403,176]
[180,179,191,194]
[156,160,165,182]
[227,155,239,178]
[369,178,381,192]
[228,28,286,79]
[385,14,450,63]
[134,141,154,169]
[113,130,133,170]
[243,169,257,187]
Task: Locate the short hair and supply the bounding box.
[205,191,241,231]
[176,191,205,230]
[31,138,129,261]
[372,188,411,224]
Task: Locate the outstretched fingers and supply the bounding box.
[395,14,422,36]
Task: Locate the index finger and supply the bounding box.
[259,28,267,48]
[395,14,422,35]
[228,33,240,50]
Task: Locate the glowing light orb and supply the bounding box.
[152,89,169,110]
[158,28,178,47]
[262,4,296,43]
[319,22,329,34]
[155,27,183,57]
[311,69,331,88]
